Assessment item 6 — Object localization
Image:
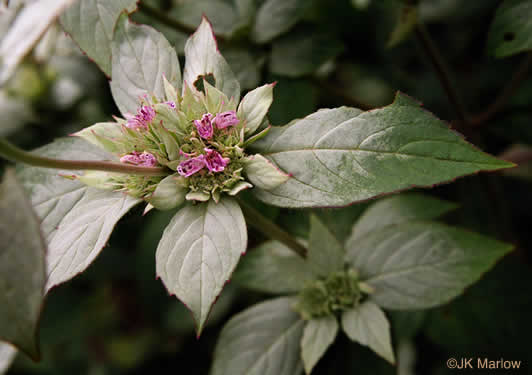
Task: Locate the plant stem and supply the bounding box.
[471,52,532,127]
[0,138,168,176]
[137,2,226,42]
[237,198,308,258]
[415,24,470,126]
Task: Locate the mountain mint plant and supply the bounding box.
[0,4,517,373]
[219,195,512,374]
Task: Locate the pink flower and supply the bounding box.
[177,155,206,177]
[166,101,176,108]
[204,148,230,172]
[120,151,158,167]
[125,105,156,130]
[214,111,239,129]
[194,113,214,139]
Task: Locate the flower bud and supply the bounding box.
[177,155,206,177]
[214,110,239,129]
[194,113,214,139]
[125,105,156,130]
[120,151,158,167]
[204,148,230,172]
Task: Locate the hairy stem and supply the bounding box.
[415,24,470,126]
[0,138,168,176]
[471,52,532,127]
[237,198,308,258]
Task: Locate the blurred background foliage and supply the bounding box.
[1,0,531,374]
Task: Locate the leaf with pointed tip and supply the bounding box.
[156,198,247,334]
[251,93,514,208]
[0,0,74,84]
[233,241,314,294]
[149,174,187,210]
[350,193,458,243]
[307,215,344,277]
[211,297,304,375]
[61,0,138,76]
[0,343,17,375]
[270,28,344,78]
[183,17,240,102]
[341,301,395,364]
[243,154,290,191]
[301,316,338,374]
[238,83,275,135]
[0,170,45,360]
[73,122,126,154]
[487,0,532,58]
[251,0,312,44]
[16,138,141,292]
[345,222,513,309]
[110,14,181,115]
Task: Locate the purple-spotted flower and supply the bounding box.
[214,110,239,129]
[125,105,156,130]
[177,155,206,177]
[204,148,230,172]
[194,113,214,139]
[166,101,176,109]
[120,151,158,167]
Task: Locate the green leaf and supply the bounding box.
[183,17,240,102]
[167,0,246,39]
[341,301,395,364]
[60,0,138,76]
[0,343,17,375]
[211,297,304,375]
[268,78,318,126]
[251,93,514,208]
[73,122,126,154]
[307,215,344,277]
[110,14,181,115]
[238,83,275,135]
[0,169,46,360]
[233,241,314,294]
[301,316,339,374]
[345,222,513,310]
[350,193,458,243]
[0,0,74,84]
[223,47,261,91]
[243,154,290,191]
[251,0,312,44]
[487,0,532,58]
[16,138,141,292]
[155,198,247,334]
[148,174,187,210]
[270,28,344,77]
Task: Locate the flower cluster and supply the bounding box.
[294,269,364,320]
[74,74,282,208]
